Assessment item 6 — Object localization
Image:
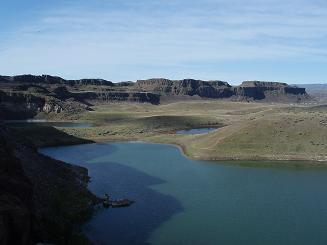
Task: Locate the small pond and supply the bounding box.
[176,127,217,135]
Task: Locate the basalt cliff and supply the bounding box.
[0,125,98,244]
[135,79,308,102]
[0,75,309,119]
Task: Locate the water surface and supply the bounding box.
[40,142,327,245]
[176,127,217,135]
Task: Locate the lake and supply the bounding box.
[40,142,327,245]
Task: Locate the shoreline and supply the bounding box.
[41,136,327,164]
[36,134,327,242]
[89,136,327,163]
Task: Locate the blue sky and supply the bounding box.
[0,0,326,84]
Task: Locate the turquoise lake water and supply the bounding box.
[40,142,327,245]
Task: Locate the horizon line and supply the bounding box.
[1,73,326,85]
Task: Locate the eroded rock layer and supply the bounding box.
[135,78,308,101]
[0,74,309,119]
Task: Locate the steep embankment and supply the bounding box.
[0,90,89,120]
[0,126,98,244]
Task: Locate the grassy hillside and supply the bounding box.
[9,100,327,162]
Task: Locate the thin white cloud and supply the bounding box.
[0,0,326,82]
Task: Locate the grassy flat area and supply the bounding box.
[145,103,327,161]
[12,100,327,162]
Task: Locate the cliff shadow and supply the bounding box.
[7,124,93,147]
[40,143,184,245]
[84,161,183,245]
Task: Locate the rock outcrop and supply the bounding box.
[0,90,89,120]
[135,78,309,102]
[135,78,233,98]
[0,74,310,120]
[72,91,160,104]
[0,74,114,87]
[0,74,309,103]
[234,81,308,101]
[0,91,45,119]
[0,125,98,244]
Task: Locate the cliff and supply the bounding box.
[0,74,114,87]
[0,125,98,244]
[234,81,308,101]
[0,74,163,119]
[70,90,160,104]
[0,75,310,120]
[135,78,233,98]
[0,90,89,120]
[135,78,309,102]
[1,75,309,103]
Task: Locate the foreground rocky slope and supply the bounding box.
[0,125,98,244]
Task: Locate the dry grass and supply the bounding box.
[16,100,327,162]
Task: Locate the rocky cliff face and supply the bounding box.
[135,78,233,98]
[0,75,162,120]
[73,91,160,104]
[0,90,89,120]
[234,81,308,101]
[135,78,308,101]
[0,130,33,245]
[0,88,159,120]
[0,74,114,87]
[0,126,98,244]
[0,75,310,120]
[0,91,45,119]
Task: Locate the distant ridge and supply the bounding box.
[0,74,309,105]
[294,83,327,102]
[0,74,114,86]
[135,78,308,102]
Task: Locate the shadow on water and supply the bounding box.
[84,161,183,245]
[40,143,184,245]
[40,142,327,245]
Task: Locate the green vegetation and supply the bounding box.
[10,100,327,162]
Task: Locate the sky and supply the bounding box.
[0,0,326,84]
